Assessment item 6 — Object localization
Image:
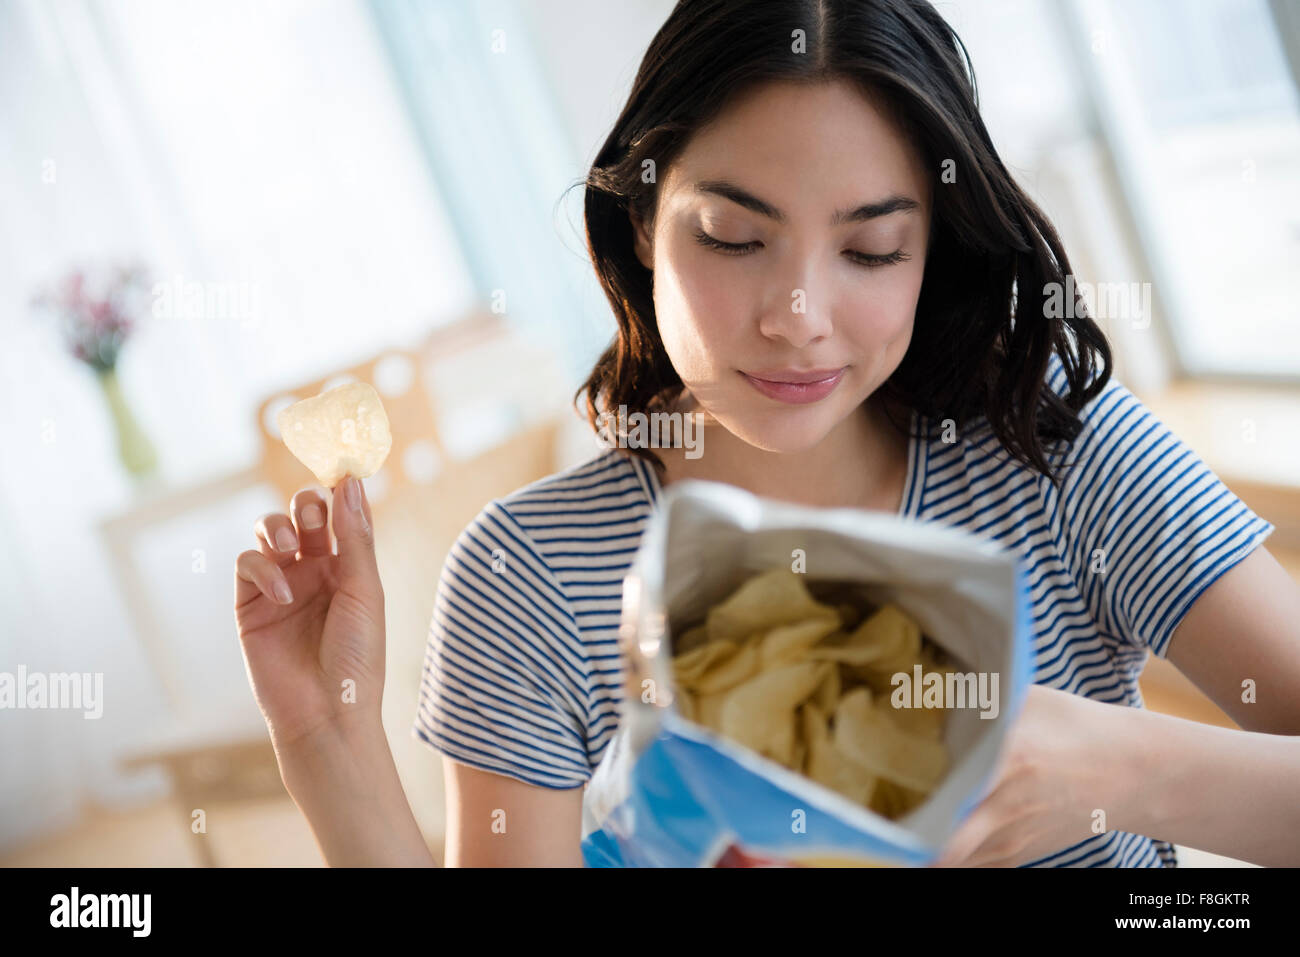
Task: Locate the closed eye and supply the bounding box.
[692,228,909,267]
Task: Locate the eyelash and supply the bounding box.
[693,228,910,267]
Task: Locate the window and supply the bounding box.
[1064,0,1300,380]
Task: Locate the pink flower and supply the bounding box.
[32,261,152,372]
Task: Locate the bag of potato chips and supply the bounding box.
[579,479,1034,867]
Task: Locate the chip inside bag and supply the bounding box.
[580,480,1034,867]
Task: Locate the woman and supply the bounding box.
[234,0,1300,867]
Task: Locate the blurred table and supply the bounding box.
[119,725,285,868]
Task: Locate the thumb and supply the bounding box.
[331,475,380,593]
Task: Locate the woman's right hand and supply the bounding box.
[234,475,387,759]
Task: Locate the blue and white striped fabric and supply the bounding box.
[413,353,1275,867]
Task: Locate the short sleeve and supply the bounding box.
[412,499,593,789]
[1052,365,1275,658]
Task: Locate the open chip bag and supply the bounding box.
[580,479,1035,867]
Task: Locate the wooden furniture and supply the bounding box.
[118,730,283,868]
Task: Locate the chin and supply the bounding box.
[719,407,844,455]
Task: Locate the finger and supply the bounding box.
[331,475,381,598]
[255,512,300,568]
[962,822,1027,868]
[933,796,1001,867]
[235,549,294,607]
[290,487,331,557]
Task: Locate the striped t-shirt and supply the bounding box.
[413,354,1275,867]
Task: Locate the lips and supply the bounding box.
[745,368,844,384]
[739,367,846,404]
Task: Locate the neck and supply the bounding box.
[654,392,909,512]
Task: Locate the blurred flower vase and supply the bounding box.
[32,263,158,478]
[94,364,158,476]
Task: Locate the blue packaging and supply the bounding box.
[580,480,1034,867]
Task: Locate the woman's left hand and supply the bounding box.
[930,683,1137,867]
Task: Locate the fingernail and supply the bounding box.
[275,527,298,552]
[273,581,293,604]
[302,504,324,529]
[345,476,361,512]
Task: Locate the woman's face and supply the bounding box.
[632,79,932,453]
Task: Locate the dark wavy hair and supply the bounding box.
[574,0,1112,488]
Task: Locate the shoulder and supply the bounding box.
[919,351,1091,453]
[446,449,657,579]
[418,455,652,789]
[957,351,1147,471]
[1042,353,1171,489]
[1038,349,1126,445]
[912,351,1143,506]
[494,448,658,524]
[475,449,658,548]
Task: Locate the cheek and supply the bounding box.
[654,240,749,377]
[841,266,923,346]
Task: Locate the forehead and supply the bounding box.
[665,78,929,210]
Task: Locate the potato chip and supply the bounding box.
[853,667,903,697]
[875,686,947,740]
[862,606,925,675]
[719,660,829,763]
[669,570,954,822]
[673,687,696,722]
[705,569,838,643]
[869,778,929,818]
[276,381,392,488]
[799,700,829,749]
[690,640,762,695]
[853,644,954,696]
[672,640,740,687]
[833,687,948,792]
[673,624,710,655]
[694,690,729,730]
[790,735,807,775]
[764,716,799,767]
[801,701,877,806]
[758,617,842,668]
[811,660,841,714]
[836,662,870,694]
[807,603,920,669]
[836,602,862,630]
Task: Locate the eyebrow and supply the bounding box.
[692,179,920,226]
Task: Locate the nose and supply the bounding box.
[756,273,834,349]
